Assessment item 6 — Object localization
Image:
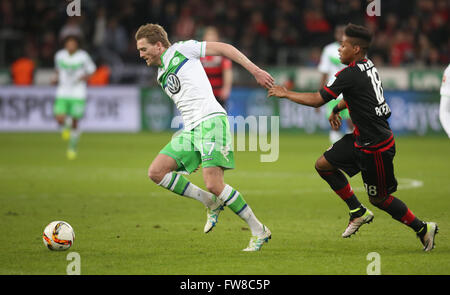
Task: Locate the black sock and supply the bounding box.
[317,169,362,211]
[375,195,425,232]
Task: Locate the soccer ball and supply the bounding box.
[42,221,75,251]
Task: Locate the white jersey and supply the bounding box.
[440,64,450,97]
[318,42,345,100]
[55,49,96,99]
[157,40,226,130]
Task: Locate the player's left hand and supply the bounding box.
[268,85,288,98]
[328,113,342,130]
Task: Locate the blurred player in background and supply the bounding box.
[440,63,450,138]
[136,23,274,251]
[269,24,438,252]
[318,25,354,143]
[200,26,233,110]
[52,35,96,160]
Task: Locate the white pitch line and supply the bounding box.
[223,178,424,196]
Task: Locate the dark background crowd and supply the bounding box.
[1,0,449,78]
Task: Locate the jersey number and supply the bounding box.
[200,142,215,157]
[364,183,378,197]
[366,67,385,104]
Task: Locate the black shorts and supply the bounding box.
[323,134,398,198]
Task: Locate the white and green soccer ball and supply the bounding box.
[42,221,75,251]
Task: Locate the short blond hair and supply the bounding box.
[135,23,171,47]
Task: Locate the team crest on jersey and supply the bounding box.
[167,73,181,94]
[171,57,180,66]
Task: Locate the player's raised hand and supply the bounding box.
[328,112,342,130]
[268,85,288,98]
[254,68,274,89]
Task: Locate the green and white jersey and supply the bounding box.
[157,40,226,131]
[318,42,345,100]
[55,49,96,100]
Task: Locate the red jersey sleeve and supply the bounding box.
[222,57,232,70]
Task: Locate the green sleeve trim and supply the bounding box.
[200,41,204,58]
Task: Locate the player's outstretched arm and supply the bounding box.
[268,85,326,108]
[205,41,274,89]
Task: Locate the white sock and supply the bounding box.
[184,182,221,209]
[218,184,264,236]
[157,172,220,209]
[68,129,81,150]
[239,206,264,236]
[71,128,81,139]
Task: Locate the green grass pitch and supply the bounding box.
[0,132,449,275]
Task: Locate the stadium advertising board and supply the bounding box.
[270,67,443,91]
[0,86,140,132]
[141,86,445,135]
[227,88,444,136]
[140,87,174,132]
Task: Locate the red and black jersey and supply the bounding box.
[200,55,232,98]
[320,59,393,150]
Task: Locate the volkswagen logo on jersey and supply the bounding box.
[171,56,180,66]
[167,73,181,94]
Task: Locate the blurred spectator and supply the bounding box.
[249,11,270,39]
[146,0,165,24]
[200,26,233,109]
[92,7,107,48]
[390,30,415,67]
[0,0,15,29]
[347,0,365,25]
[303,9,332,46]
[369,31,390,64]
[10,40,37,85]
[427,47,441,66]
[88,58,110,86]
[415,33,433,66]
[59,17,83,41]
[11,56,35,85]
[104,17,128,56]
[382,13,399,38]
[40,31,58,67]
[173,7,195,41]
